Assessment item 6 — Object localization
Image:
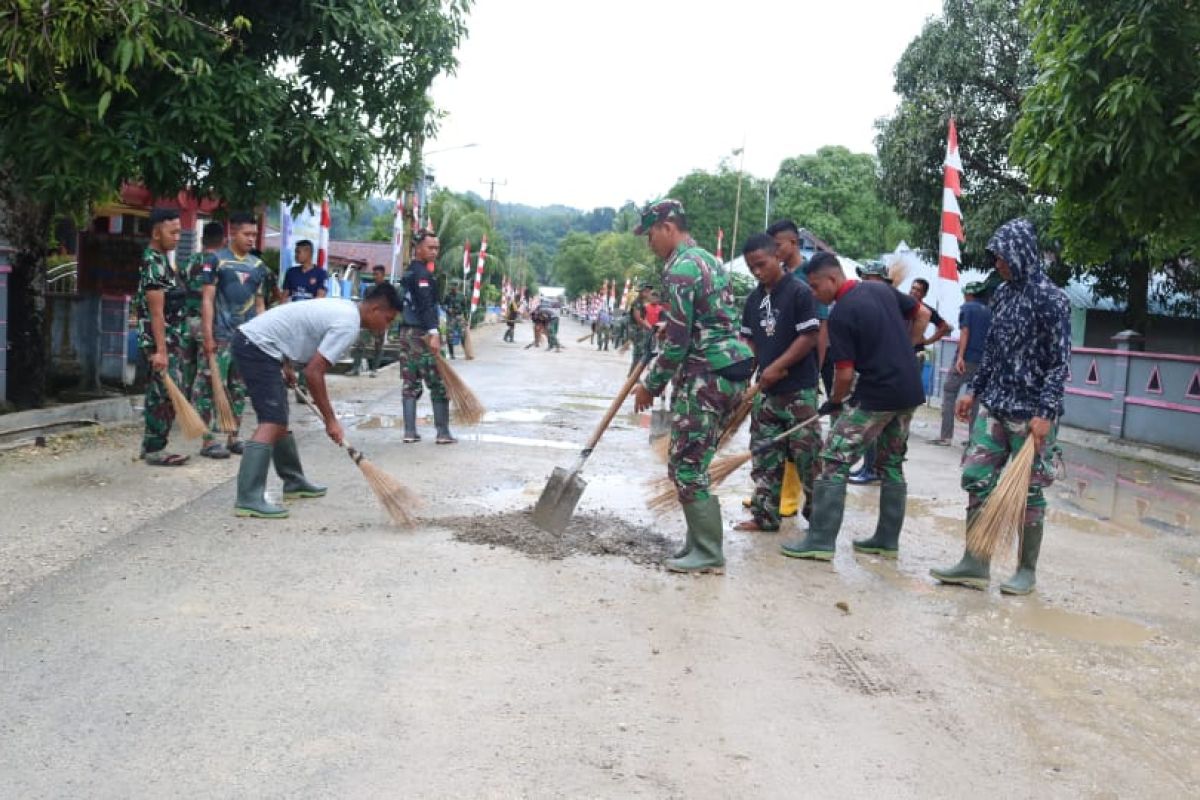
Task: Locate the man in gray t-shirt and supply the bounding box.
[230,287,403,519]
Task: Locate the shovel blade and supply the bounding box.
[532,466,587,534]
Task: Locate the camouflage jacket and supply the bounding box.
[182,251,217,320]
[643,238,753,394]
[134,247,188,350]
[443,292,468,318]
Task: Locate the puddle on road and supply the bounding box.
[436,509,675,567]
[466,433,578,451]
[1003,603,1153,647]
[1053,443,1197,537]
[482,409,552,423]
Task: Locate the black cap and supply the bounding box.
[149,207,180,225]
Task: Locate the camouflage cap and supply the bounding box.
[856,260,890,280]
[963,281,986,295]
[634,198,685,235]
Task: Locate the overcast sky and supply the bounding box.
[424,0,944,211]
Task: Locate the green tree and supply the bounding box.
[0,0,468,407]
[552,232,599,298]
[667,164,766,258]
[1012,0,1200,332]
[770,146,912,260]
[874,0,1045,268]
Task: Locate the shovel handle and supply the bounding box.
[579,359,649,458]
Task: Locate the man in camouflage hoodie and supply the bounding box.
[632,199,754,574]
[931,218,1071,595]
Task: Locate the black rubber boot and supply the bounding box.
[666,496,724,573]
[853,481,907,558]
[403,397,421,443]
[235,442,288,518]
[930,511,991,589]
[433,399,457,444]
[273,432,326,499]
[780,479,845,561]
[1000,521,1044,595]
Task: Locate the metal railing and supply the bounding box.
[46,261,78,294]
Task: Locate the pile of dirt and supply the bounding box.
[437,509,677,567]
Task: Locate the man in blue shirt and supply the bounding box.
[933,282,992,445]
[280,240,328,303]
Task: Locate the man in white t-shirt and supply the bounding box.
[230,285,403,518]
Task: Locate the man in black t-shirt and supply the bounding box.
[735,234,821,531]
[781,252,928,562]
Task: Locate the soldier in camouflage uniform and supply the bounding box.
[196,213,269,458]
[135,208,190,466]
[780,252,930,562]
[733,234,822,532]
[442,281,469,360]
[932,218,1070,595]
[180,223,227,455]
[398,230,455,444]
[628,284,654,374]
[632,199,754,574]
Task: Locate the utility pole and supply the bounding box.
[730,140,746,261]
[480,178,508,223]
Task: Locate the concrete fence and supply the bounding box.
[932,331,1200,455]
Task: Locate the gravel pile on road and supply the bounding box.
[438,509,676,567]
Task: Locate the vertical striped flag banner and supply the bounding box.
[716,228,725,262]
[939,118,964,282]
[317,200,331,269]
[470,235,487,316]
[622,277,632,309]
[390,193,406,281]
[462,240,472,291]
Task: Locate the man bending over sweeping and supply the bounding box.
[230,284,403,519]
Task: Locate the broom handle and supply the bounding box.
[747,413,823,457]
[294,386,362,459]
[570,359,649,471]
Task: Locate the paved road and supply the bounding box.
[2,319,1197,798]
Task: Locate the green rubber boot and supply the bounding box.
[665,496,724,574]
[1000,521,1044,595]
[235,441,289,518]
[930,509,991,588]
[273,432,326,499]
[780,479,845,561]
[853,481,907,558]
[433,399,457,444]
[402,397,421,443]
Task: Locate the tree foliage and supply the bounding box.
[1012,0,1200,329]
[552,231,653,299]
[0,0,469,406]
[874,0,1044,267]
[667,164,765,257]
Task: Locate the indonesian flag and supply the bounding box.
[716,228,724,262]
[390,194,406,280]
[621,277,632,309]
[471,235,487,315]
[317,200,331,269]
[939,118,964,281]
[462,240,472,289]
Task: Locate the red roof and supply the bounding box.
[327,240,394,268]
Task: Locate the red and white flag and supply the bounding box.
[939,118,964,281]
[716,228,724,262]
[462,240,472,289]
[470,235,487,315]
[317,200,331,269]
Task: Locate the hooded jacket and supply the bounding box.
[968,218,1071,421]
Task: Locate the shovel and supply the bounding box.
[532,358,650,533]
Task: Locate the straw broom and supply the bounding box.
[651,383,760,462]
[965,437,1038,561]
[208,354,238,433]
[161,371,207,438]
[434,354,486,425]
[647,414,823,514]
[576,332,594,343]
[461,328,475,360]
[296,389,420,528]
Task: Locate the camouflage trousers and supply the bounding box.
[962,408,1060,527]
[397,326,447,402]
[547,318,561,349]
[178,318,203,401]
[140,342,185,455]
[749,388,821,529]
[595,323,610,351]
[191,341,248,444]
[820,406,916,484]
[668,372,748,504]
[352,328,384,372]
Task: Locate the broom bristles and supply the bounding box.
[357,456,422,528]
[209,354,238,433]
[576,332,593,343]
[645,450,754,514]
[651,434,670,462]
[162,371,207,438]
[716,385,760,452]
[435,355,486,425]
[462,329,475,360]
[966,437,1038,561]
